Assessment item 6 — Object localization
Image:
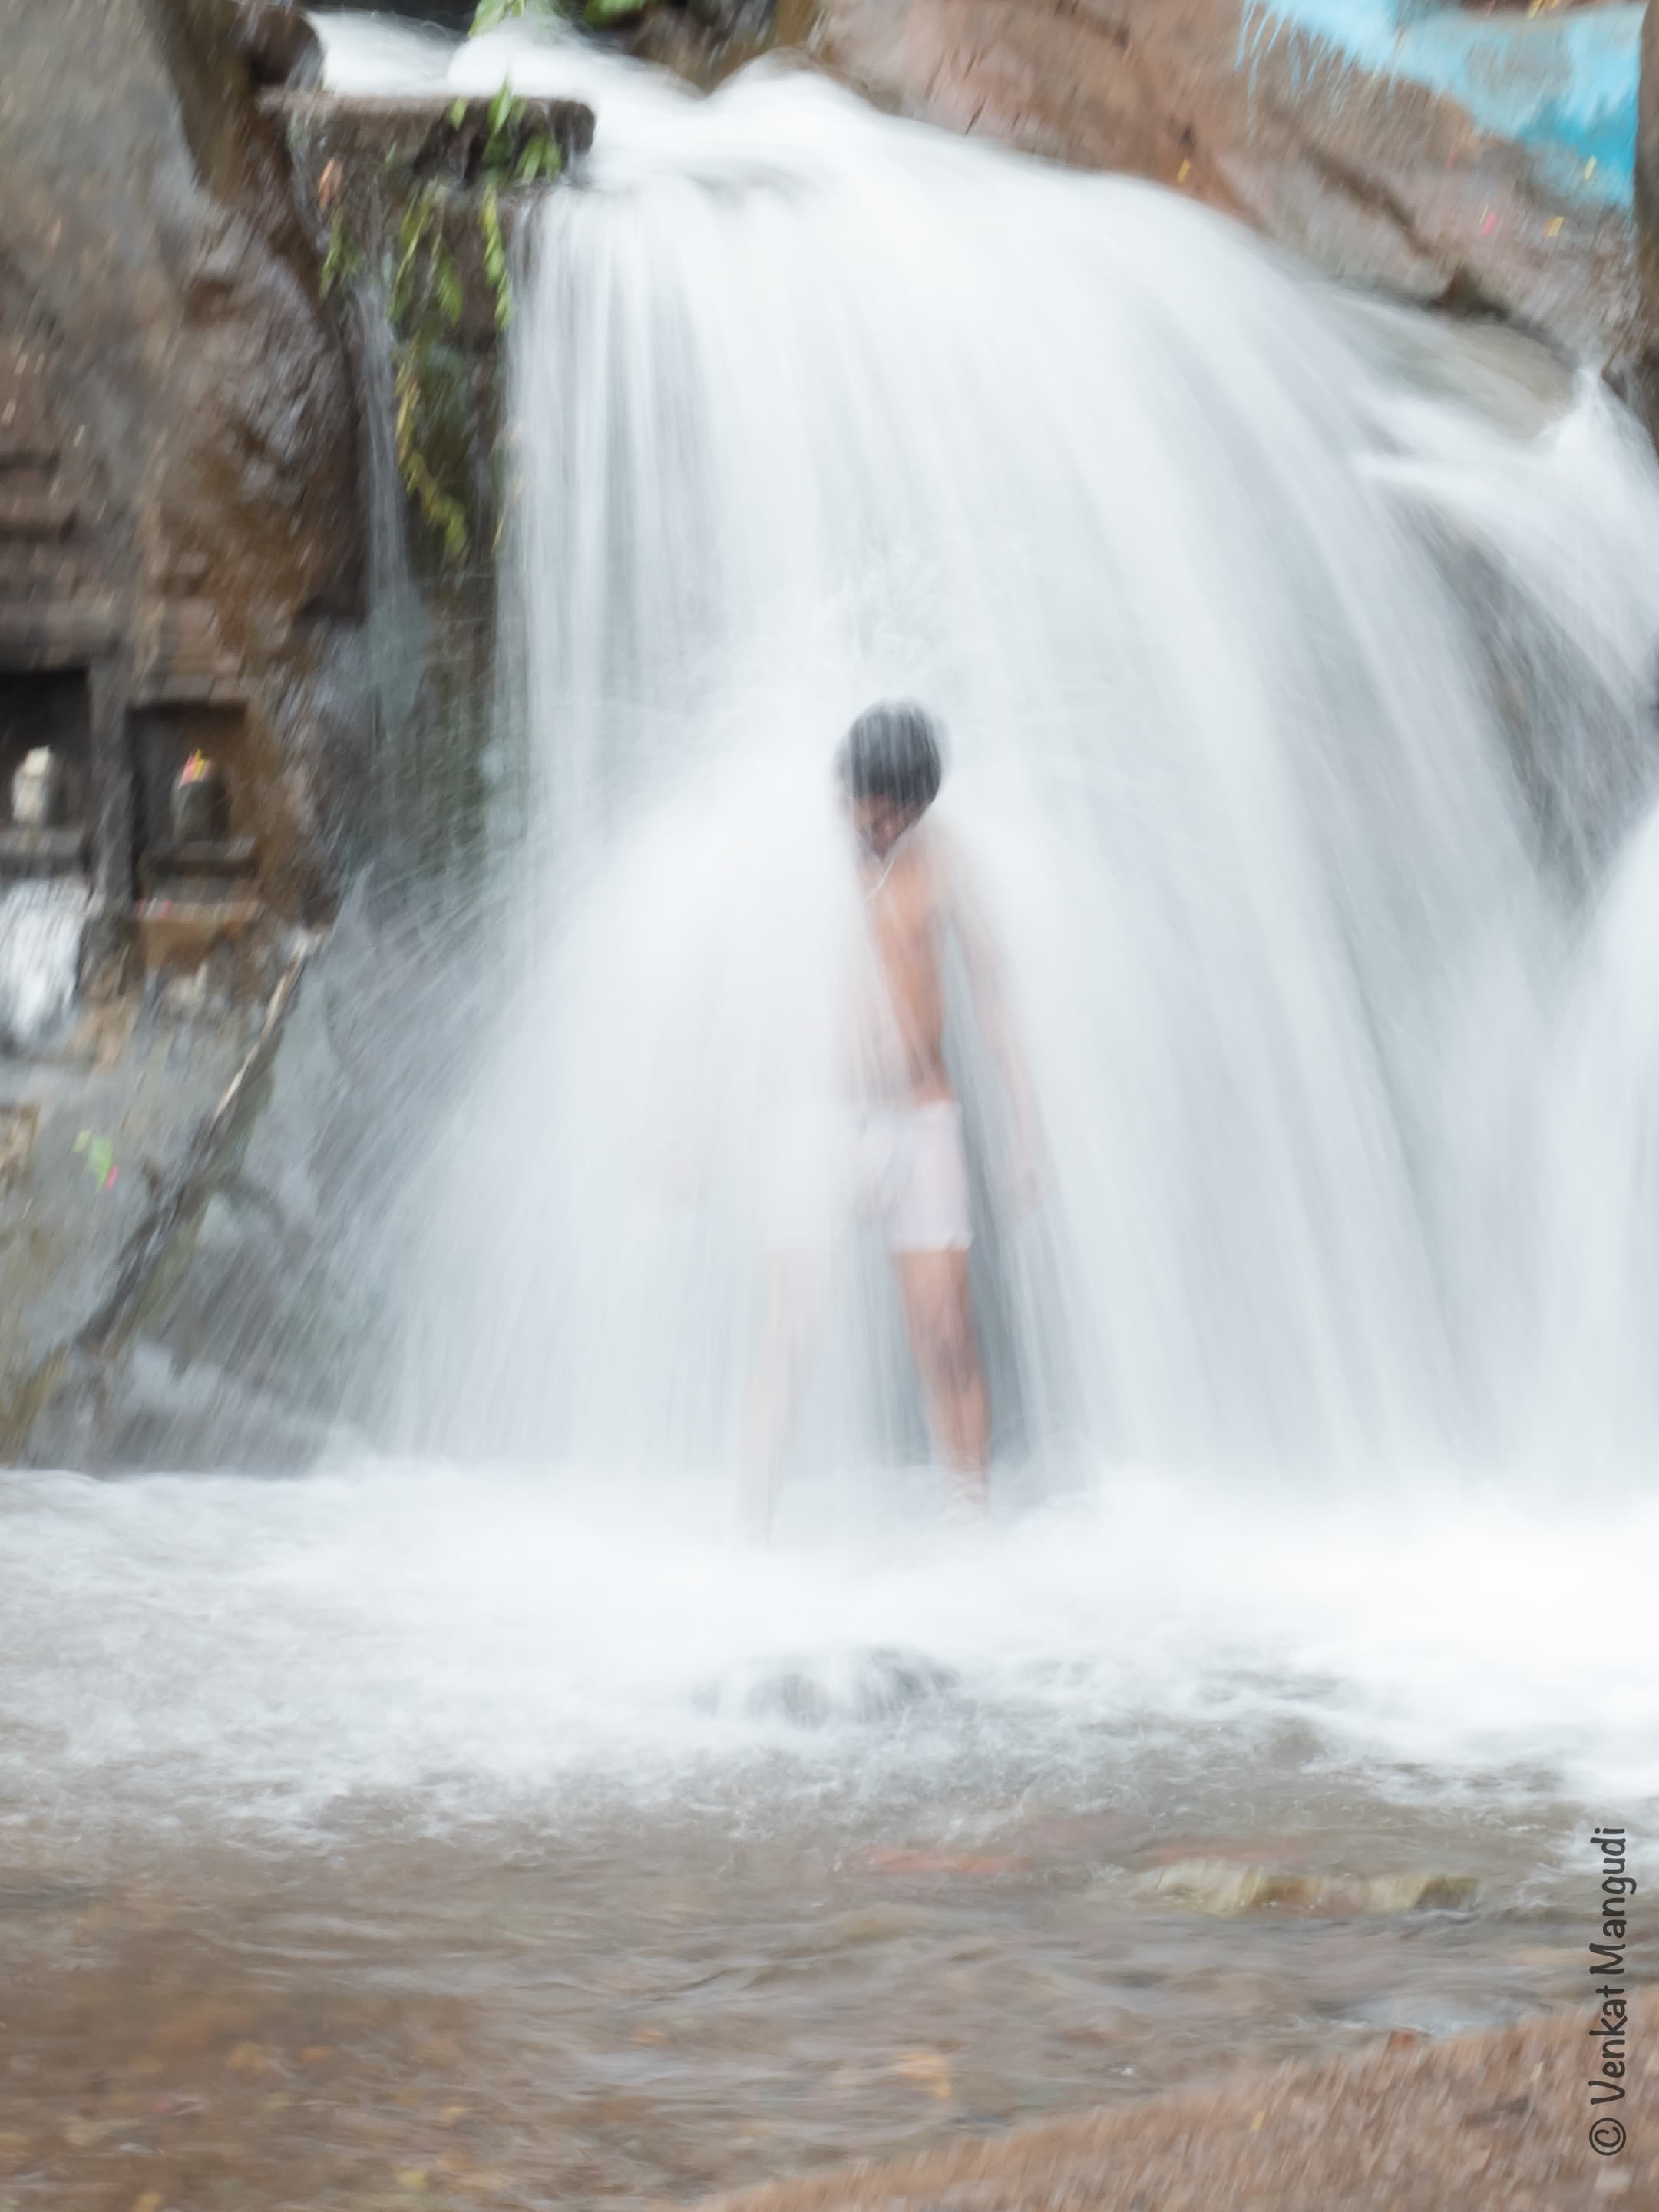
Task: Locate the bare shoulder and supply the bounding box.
[890,822,951,934]
[920,819,982,927]
[917,818,963,901]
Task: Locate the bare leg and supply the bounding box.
[892,1247,989,1509]
[737,1251,825,1539]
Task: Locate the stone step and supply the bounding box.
[0,428,60,468]
[0,491,76,539]
[144,837,259,882]
[0,827,88,880]
[0,596,121,668]
[0,555,92,607]
[0,365,61,468]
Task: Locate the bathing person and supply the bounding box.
[739,701,1041,1533]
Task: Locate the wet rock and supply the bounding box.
[269,91,595,195]
[686,1993,1659,2212]
[1361,1870,1482,1914]
[0,0,365,924]
[1136,1857,1481,1918]
[782,0,1641,362]
[702,1645,960,1727]
[685,0,778,40]
[232,2,323,89]
[11,884,489,1469]
[623,0,784,88]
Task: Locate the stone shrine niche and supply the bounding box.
[0,670,92,879]
[131,703,259,902]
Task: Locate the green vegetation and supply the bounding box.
[470,0,558,31]
[362,89,564,564]
[319,213,362,299]
[388,183,471,562]
[470,0,653,33]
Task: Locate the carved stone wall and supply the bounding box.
[0,0,366,986]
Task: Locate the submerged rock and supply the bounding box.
[701,1645,960,1728]
[1137,1857,1481,1918]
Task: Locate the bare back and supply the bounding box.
[861,826,953,1104]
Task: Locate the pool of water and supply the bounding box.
[2,1463,1651,2206]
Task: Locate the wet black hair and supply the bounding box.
[837,700,944,815]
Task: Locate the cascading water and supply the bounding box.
[355,274,428,832]
[378,27,1659,1501]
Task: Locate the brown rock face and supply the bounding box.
[0,0,365,928]
[787,0,1641,358]
[699,1992,1659,2212]
[1638,0,1659,327]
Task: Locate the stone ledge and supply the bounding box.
[136,897,267,979]
[0,597,122,667]
[260,88,597,175]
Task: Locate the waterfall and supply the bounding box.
[355,273,428,812]
[319,21,1659,1494]
[2,11,1656,1853]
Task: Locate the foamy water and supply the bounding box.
[4,1460,1655,1845]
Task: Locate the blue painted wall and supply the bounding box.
[1241,0,1641,205]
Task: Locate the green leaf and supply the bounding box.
[448,96,468,127]
[435,256,464,329]
[515,135,563,183]
[479,183,513,331]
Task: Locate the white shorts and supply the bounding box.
[765,1099,973,1255]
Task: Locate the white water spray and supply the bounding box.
[0,877,88,1053]
[340,22,1659,1493]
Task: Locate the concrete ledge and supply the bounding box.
[696,1994,1658,2212]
